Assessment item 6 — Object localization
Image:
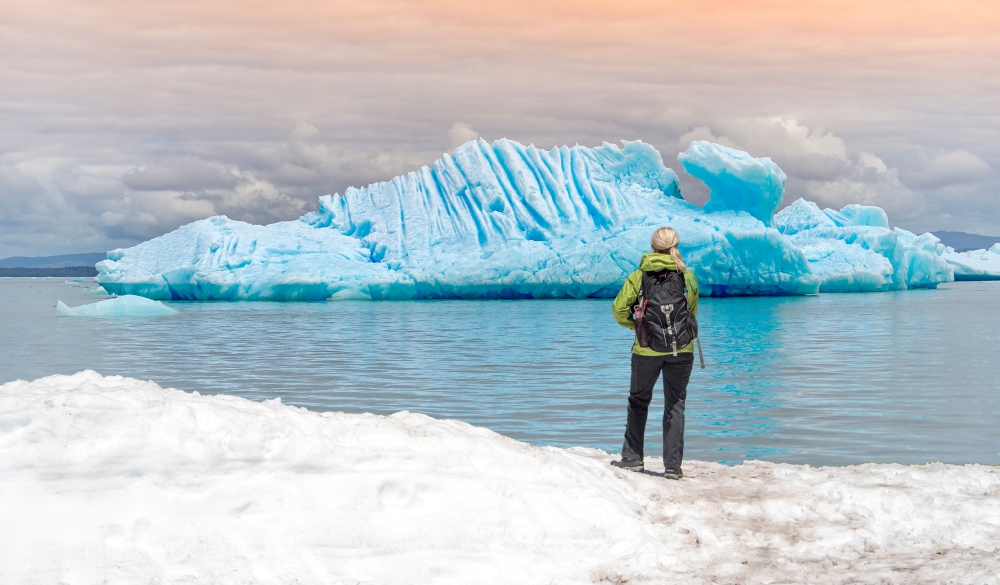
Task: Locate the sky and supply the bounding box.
[1,0,998,257]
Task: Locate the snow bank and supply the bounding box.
[2,372,999,584]
[55,295,179,317]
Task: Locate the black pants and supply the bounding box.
[622,352,694,471]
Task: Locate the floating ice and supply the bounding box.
[2,371,999,583]
[95,138,961,301]
[56,295,179,317]
[773,199,953,292]
[677,140,787,226]
[943,243,1000,280]
[96,139,818,299]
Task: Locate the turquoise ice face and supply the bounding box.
[678,140,787,227]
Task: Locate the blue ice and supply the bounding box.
[95,138,974,301]
[773,199,953,292]
[943,244,1000,281]
[678,141,786,226]
[56,295,179,317]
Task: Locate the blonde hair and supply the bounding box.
[651,227,687,273]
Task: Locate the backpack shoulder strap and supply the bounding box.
[638,270,650,302]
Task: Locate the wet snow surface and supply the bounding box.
[3,372,998,584]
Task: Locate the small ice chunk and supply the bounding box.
[824,204,889,228]
[773,199,837,236]
[56,295,179,317]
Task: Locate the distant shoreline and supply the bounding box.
[0,266,98,278]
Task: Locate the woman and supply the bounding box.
[610,227,699,480]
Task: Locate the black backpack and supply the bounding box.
[631,269,698,355]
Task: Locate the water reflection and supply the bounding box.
[1,278,998,466]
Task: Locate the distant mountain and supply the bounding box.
[0,252,106,269]
[931,231,1000,253]
[0,266,98,278]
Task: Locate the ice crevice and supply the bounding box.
[95,139,998,301]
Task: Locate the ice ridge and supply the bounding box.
[773,199,953,292]
[306,138,684,257]
[678,141,787,226]
[96,138,972,301]
[943,243,1000,281]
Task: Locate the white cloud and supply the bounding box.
[672,118,961,230]
[858,153,888,174]
[449,123,480,150]
[905,150,992,189]
[122,159,238,192]
[766,119,847,158]
[677,118,847,159]
[797,178,880,208]
[292,122,320,140]
[676,127,740,152]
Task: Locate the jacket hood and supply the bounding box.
[638,252,678,272]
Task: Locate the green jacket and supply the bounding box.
[612,253,699,356]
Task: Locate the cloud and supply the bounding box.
[679,118,847,159]
[905,150,992,190]
[792,160,910,212]
[449,123,481,150]
[858,153,888,174]
[1,0,998,255]
[675,119,860,205]
[122,159,239,192]
[676,127,741,151]
[677,118,854,180]
[0,165,45,212]
[670,117,980,232]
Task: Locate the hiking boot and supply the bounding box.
[663,468,683,480]
[610,458,644,473]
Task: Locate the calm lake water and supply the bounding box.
[2,278,998,466]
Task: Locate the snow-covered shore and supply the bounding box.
[2,372,998,584]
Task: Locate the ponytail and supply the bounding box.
[650,227,687,273]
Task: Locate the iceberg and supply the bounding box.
[943,244,1000,280]
[678,140,787,226]
[55,295,179,317]
[95,138,957,301]
[773,199,953,292]
[3,371,1000,583]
